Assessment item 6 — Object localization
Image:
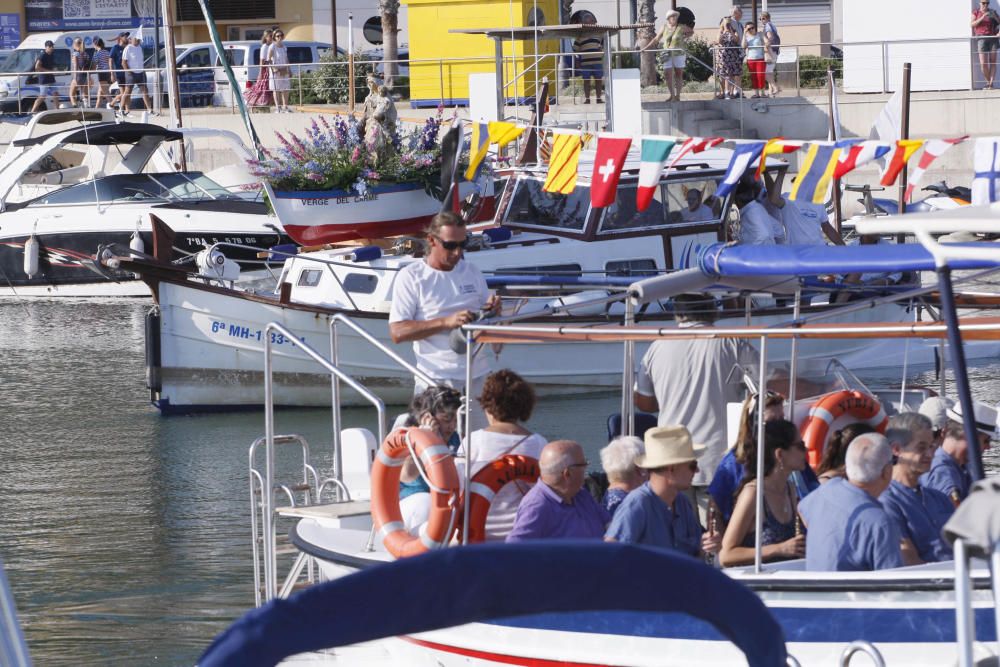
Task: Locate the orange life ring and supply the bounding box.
[370,427,460,558]
[458,454,540,543]
[801,390,889,468]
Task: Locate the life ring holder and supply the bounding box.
[370,427,460,558]
[800,390,889,468]
[458,454,540,544]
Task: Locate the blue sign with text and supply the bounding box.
[0,14,20,50]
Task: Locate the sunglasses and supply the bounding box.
[687,461,699,472]
[891,454,899,465]
[433,236,469,251]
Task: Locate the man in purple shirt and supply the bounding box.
[506,440,610,542]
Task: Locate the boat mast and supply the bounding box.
[161,0,183,129]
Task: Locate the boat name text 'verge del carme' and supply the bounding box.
[302,192,380,207]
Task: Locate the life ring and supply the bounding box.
[458,454,540,543]
[370,427,460,558]
[801,390,889,468]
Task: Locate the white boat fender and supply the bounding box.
[23,234,39,277]
[129,231,145,256]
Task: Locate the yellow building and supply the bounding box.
[403,0,560,107]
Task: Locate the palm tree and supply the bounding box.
[380,0,400,86]
[638,0,657,86]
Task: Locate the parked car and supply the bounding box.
[359,47,410,79]
[211,41,341,106]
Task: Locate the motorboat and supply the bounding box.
[0,117,289,297]
[101,145,982,414]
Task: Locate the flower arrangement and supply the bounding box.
[248,110,454,196]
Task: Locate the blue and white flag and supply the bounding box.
[715,141,766,198]
[972,137,1000,205]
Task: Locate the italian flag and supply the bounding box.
[636,137,677,212]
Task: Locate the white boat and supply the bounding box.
[0,116,289,297]
[109,147,983,413]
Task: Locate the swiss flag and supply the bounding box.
[590,135,632,208]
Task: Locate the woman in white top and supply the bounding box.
[458,370,547,541]
[244,29,274,108]
[268,30,291,112]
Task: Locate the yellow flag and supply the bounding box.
[487,121,526,148]
[464,121,490,181]
[542,132,582,194]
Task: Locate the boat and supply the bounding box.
[199,225,1000,665]
[103,147,977,414]
[0,116,290,297]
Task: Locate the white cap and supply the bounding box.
[946,400,999,439]
[918,396,953,431]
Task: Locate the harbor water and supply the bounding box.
[2,299,999,665]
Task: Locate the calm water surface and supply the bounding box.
[1,300,998,665]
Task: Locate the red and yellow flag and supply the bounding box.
[543,132,583,194]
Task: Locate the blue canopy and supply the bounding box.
[199,541,787,667]
[697,242,1000,278]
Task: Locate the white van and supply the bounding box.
[150,41,335,107]
[0,30,164,113]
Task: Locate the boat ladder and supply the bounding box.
[251,315,441,606]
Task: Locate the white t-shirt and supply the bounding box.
[389,258,491,382]
[122,44,144,73]
[680,203,714,223]
[635,322,756,485]
[456,431,547,541]
[764,196,825,245]
[738,200,783,245]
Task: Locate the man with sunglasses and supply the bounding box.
[798,433,903,571]
[605,426,722,558]
[506,440,610,542]
[389,211,498,428]
[879,413,954,565]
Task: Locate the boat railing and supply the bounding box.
[255,321,388,603]
[839,641,886,666]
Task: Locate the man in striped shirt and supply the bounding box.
[573,14,604,104]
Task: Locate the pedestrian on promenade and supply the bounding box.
[92,38,112,109]
[714,16,742,99]
[973,0,1000,88]
[743,23,766,98]
[760,11,781,97]
[643,9,691,102]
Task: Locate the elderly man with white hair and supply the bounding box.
[922,400,997,504]
[599,435,646,516]
[797,433,903,571]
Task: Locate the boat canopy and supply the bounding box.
[199,541,787,667]
[12,123,183,148]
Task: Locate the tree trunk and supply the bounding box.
[380,0,400,87]
[637,0,657,86]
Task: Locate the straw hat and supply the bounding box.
[636,425,706,469]
[946,400,999,439]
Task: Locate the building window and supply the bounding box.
[177,0,275,21]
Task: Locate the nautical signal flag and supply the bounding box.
[789,142,841,205]
[833,140,891,179]
[756,138,805,179]
[715,141,766,198]
[972,137,1000,205]
[879,139,924,186]
[543,131,583,194]
[905,136,968,202]
[465,121,490,181]
[488,121,526,148]
[666,136,724,170]
[636,136,677,212]
[591,135,632,208]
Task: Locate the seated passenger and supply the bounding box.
[604,426,722,558]
[761,170,841,245]
[456,370,547,541]
[879,413,954,564]
[734,174,784,245]
[918,395,953,450]
[921,401,997,504]
[506,440,610,542]
[719,420,807,567]
[598,435,646,517]
[815,422,876,483]
[680,188,715,222]
[798,433,903,572]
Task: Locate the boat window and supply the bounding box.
[496,263,582,277]
[598,178,722,234]
[343,273,379,294]
[599,184,668,231]
[504,178,591,232]
[605,259,658,277]
[297,269,323,287]
[25,172,232,207]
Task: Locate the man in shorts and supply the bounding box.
[122,35,151,115]
[573,14,604,104]
[107,32,129,110]
[30,40,59,113]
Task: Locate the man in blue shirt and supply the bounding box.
[879,413,954,564]
[605,425,722,558]
[798,433,902,571]
[507,440,610,542]
[922,401,996,504]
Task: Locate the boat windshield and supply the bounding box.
[744,358,874,401]
[599,177,723,233]
[504,177,592,232]
[25,172,238,207]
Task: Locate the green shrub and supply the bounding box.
[799,55,841,88]
[683,36,713,83]
[309,50,377,103]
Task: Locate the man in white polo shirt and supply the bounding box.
[121,35,151,116]
[389,211,497,429]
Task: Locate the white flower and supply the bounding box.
[353,178,368,196]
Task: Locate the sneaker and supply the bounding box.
[121,109,129,117]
